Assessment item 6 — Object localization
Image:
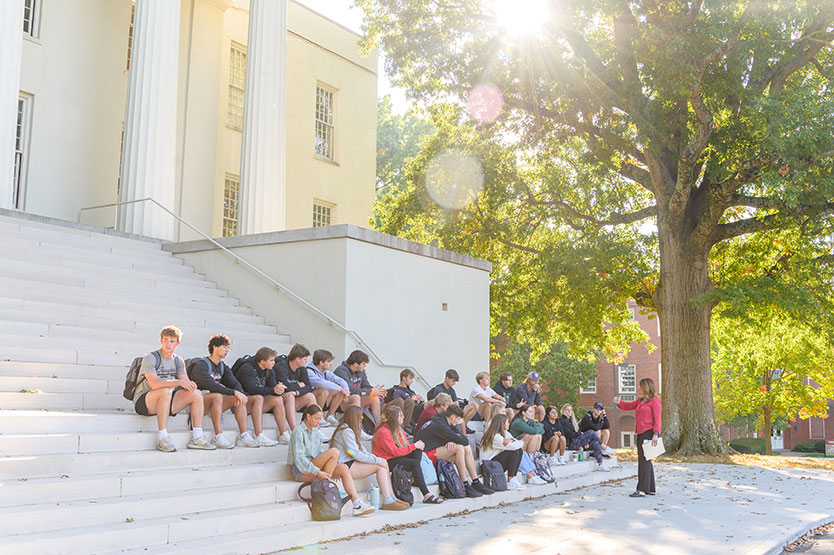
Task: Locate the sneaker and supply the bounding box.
[527,475,547,486]
[471,479,495,495]
[464,483,483,498]
[597,463,611,472]
[547,456,558,466]
[157,436,177,452]
[465,426,476,435]
[508,477,526,490]
[278,430,292,445]
[353,500,375,516]
[186,435,217,450]
[557,455,567,465]
[213,434,234,449]
[255,432,279,447]
[236,433,260,448]
[326,414,341,427]
[603,446,617,455]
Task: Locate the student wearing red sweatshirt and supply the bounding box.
[615,377,662,497]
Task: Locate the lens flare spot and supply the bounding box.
[467,83,504,124]
[425,150,484,210]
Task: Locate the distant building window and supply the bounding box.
[312,201,332,227]
[809,417,825,440]
[223,175,240,237]
[580,376,597,394]
[227,43,246,130]
[23,0,39,38]
[628,308,635,320]
[618,364,636,395]
[13,95,32,209]
[315,85,335,161]
[126,2,135,70]
[620,431,635,449]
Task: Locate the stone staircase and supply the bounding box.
[0,212,634,554]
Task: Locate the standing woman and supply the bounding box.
[614,377,661,498]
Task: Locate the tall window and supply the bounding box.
[580,376,597,394]
[618,364,636,395]
[126,2,135,71]
[314,85,335,160]
[312,201,332,227]
[809,417,825,440]
[227,44,246,130]
[223,175,240,237]
[13,95,32,210]
[23,0,39,38]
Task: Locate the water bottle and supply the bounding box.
[367,484,380,509]
[578,447,584,462]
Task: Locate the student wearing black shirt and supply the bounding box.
[427,369,478,432]
[542,406,567,465]
[273,344,317,431]
[493,372,524,419]
[579,402,616,455]
[235,346,287,446]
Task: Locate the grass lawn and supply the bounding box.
[615,450,834,470]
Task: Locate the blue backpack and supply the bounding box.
[298,479,350,521]
[436,459,465,499]
[421,452,438,485]
[531,452,555,483]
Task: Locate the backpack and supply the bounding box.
[123,351,183,401]
[230,354,254,378]
[297,479,350,521]
[420,452,438,485]
[390,464,414,506]
[480,459,508,491]
[531,452,555,483]
[436,459,465,499]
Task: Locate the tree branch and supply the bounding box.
[710,202,834,244]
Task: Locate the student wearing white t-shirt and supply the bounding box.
[469,372,506,421]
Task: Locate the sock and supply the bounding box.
[240,431,252,439]
[158,429,168,440]
[192,427,202,440]
[215,433,224,440]
[464,480,471,486]
[353,499,362,508]
[383,495,397,505]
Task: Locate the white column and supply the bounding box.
[0,0,24,210]
[118,0,180,240]
[239,0,287,235]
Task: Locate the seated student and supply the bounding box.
[234,347,286,446]
[287,405,375,516]
[330,406,409,511]
[189,334,262,449]
[273,344,318,430]
[516,372,546,422]
[427,369,478,427]
[480,413,526,490]
[416,404,494,498]
[542,405,567,465]
[334,350,386,424]
[469,372,507,422]
[133,326,214,452]
[485,408,545,485]
[306,349,350,428]
[579,402,617,455]
[560,403,610,472]
[372,405,443,504]
[384,369,424,435]
[510,404,545,455]
[416,392,451,432]
[493,372,524,419]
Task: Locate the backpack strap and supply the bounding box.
[297,480,313,503]
[151,350,162,371]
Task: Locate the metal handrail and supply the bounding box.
[79,197,432,390]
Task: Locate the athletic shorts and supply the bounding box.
[291,465,305,482]
[134,386,184,416]
[425,448,438,464]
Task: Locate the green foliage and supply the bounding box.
[793,442,824,453]
[729,438,765,455]
[375,95,435,197]
[492,340,599,407]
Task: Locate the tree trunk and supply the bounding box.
[654,223,730,456]
[763,405,773,456]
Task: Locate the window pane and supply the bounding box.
[314,86,334,160]
[223,176,240,237]
[227,45,246,129]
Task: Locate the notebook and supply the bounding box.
[642,437,665,460]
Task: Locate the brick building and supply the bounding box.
[577,301,661,449]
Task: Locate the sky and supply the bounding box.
[295,0,410,112]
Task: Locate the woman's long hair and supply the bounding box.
[333,405,363,446]
[640,377,657,401]
[302,404,322,426]
[487,403,505,424]
[481,413,508,451]
[381,404,405,448]
[511,404,532,427]
[560,403,578,432]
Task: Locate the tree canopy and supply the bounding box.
[359,0,834,454]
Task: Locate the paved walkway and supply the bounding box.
[301,463,834,555]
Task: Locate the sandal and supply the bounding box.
[423,494,444,504]
[629,491,646,498]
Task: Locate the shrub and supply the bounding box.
[814,440,825,453]
[729,438,765,454]
[794,442,817,452]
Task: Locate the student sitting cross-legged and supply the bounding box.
[509,404,545,455]
[234,346,288,446]
[560,403,610,472]
[189,334,264,449]
[287,404,375,516]
[480,413,526,490]
[416,404,494,498]
[133,326,215,452]
[330,406,409,511]
[372,405,443,504]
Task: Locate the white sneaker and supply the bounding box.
[557,455,567,465]
[213,434,234,449]
[547,456,558,466]
[353,500,375,516]
[278,430,292,445]
[326,414,341,427]
[508,477,526,490]
[527,475,547,485]
[236,433,260,448]
[597,463,611,472]
[255,432,279,447]
[319,416,334,428]
[603,446,617,455]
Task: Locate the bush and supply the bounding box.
[729,438,765,454]
[815,440,825,452]
[794,442,817,452]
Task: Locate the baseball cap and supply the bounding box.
[593,402,604,410]
[528,372,539,381]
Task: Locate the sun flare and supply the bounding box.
[492,0,550,37]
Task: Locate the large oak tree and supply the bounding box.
[359,0,834,453]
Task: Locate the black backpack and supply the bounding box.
[390,464,414,506]
[480,459,508,491]
[123,351,183,400]
[297,479,350,521]
[230,354,254,378]
[185,357,211,381]
[436,459,466,499]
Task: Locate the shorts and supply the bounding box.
[425,448,438,464]
[134,386,183,416]
[345,460,355,468]
[291,465,305,482]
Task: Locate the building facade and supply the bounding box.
[3,0,376,241]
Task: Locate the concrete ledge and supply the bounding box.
[0,208,164,245]
[163,224,493,272]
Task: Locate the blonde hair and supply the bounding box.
[560,403,578,432]
[475,371,489,383]
[486,403,505,424]
[481,414,508,451]
[640,378,657,401]
[160,326,182,341]
[433,393,452,408]
[381,405,405,448]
